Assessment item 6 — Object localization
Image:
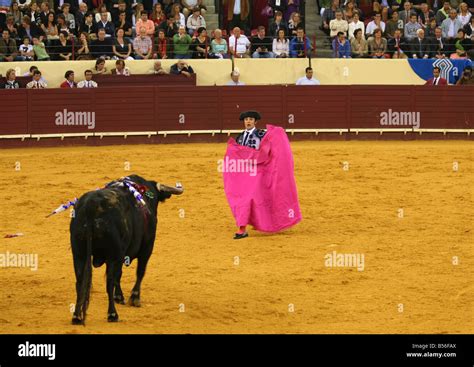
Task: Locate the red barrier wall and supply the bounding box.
[1,86,473,139]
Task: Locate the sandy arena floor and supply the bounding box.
[0,141,472,334]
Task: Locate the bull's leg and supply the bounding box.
[72,260,85,325]
[114,266,125,305]
[128,254,150,307]
[106,261,119,322]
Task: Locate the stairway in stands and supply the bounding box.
[304,1,332,57]
[203,0,219,31]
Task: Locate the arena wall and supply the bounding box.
[0,85,473,148]
[0,59,431,88]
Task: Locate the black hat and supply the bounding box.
[239,111,261,121]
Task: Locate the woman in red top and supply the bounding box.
[150,3,166,26]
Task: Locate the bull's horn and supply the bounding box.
[158,183,184,195]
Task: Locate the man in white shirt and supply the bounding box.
[296,67,321,85]
[441,9,463,39]
[366,13,386,37]
[226,70,245,85]
[329,9,348,38]
[77,70,98,88]
[228,26,250,58]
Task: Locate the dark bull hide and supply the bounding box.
[70,175,183,325]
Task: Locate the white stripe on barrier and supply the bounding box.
[1,129,473,141]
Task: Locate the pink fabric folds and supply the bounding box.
[223,124,302,233]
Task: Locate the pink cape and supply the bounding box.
[223,125,302,233]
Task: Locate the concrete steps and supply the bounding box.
[305,0,332,57]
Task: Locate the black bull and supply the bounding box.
[70,175,183,325]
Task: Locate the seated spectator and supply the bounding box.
[111,1,131,24]
[19,36,34,61]
[56,31,72,61]
[0,29,21,61]
[93,57,108,74]
[132,3,145,29]
[385,11,404,39]
[151,3,167,26]
[343,0,360,22]
[41,12,58,41]
[151,60,168,74]
[425,17,438,39]
[348,11,364,39]
[432,27,453,58]
[173,25,193,59]
[289,27,312,58]
[18,15,45,41]
[181,0,207,18]
[115,11,133,38]
[450,29,472,58]
[228,26,251,58]
[435,1,451,26]
[111,59,131,76]
[418,3,435,28]
[154,29,169,59]
[39,2,51,27]
[251,26,274,58]
[169,3,186,28]
[32,36,51,61]
[133,26,153,59]
[296,67,320,85]
[90,28,113,59]
[321,0,339,35]
[464,16,474,37]
[269,10,288,38]
[135,10,155,38]
[226,69,245,85]
[95,4,112,23]
[26,69,47,89]
[187,7,206,36]
[79,12,97,40]
[456,66,474,85]
[409,28,430,58]
[366,13,386,37]
[170,60,194,77]
[387,28,408,58]
[76,32,93,60]
[192,27,212,58]
[56,14,70,35]
[211,28,228,58]
[113,28,133,60]
[404,13,422,41]
[1,68,20,89]
[351,28,368,57]
[61,3,76,33]
[60,70,77,88]
[332,31,351,57]
[76,2,89,27]
[10,1,22,25]
[22,66,47,85]
[329,9,348,38]
[368,28,388,58]
[26,2,40,26]
[96,10,115,38]
[372,0,389,22]
[4,15,19,39]
[273,28,290,58]
[457,2,471,26]
[440,9,462,40]
[288,11,303,37]
[77,70,98,88]
[159,17,179,38]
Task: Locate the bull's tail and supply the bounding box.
[76,221,93,325]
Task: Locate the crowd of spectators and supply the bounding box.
[320,0,474,59]
[0,0,309,61]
